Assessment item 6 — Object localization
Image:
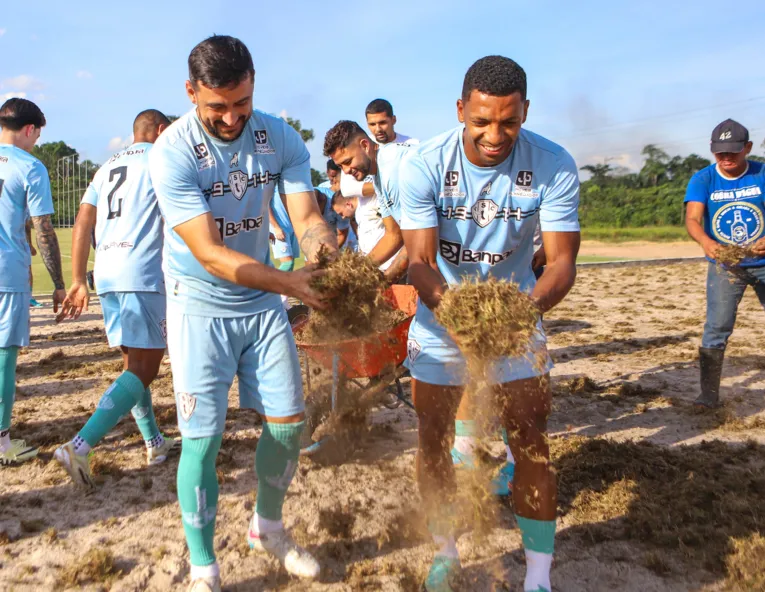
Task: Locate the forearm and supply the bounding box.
[71,217,94,284]
[409,260,447,309]
[296,213,337,263]
[202,243,292,294]
[31,215,64,290]
[25,220,32,245]
[531,260,576,313]
[368,230,404,266]
[383,247,409,282]
[337,229,348,249]
[686,218,713,248]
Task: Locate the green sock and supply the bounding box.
[131,387,160,441]
[178,435,222,566]
[516,515,557,554]
[78,371,145,447]
[0,347,19,431]
[455,419,475,438]
[255,421,304,520]
[278,260,294,272]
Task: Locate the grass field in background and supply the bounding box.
[581,225,689,242]
[31,227,650,294]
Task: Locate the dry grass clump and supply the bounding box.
[436,277,539,366]
[300,247,401,343]
[717,244,758,267]
[725,532,765,590]
[60,548,120,586]
[554,436,765,573]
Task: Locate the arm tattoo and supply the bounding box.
[385,247,409,282]
[300,221,338,263]
[31,215,64,290]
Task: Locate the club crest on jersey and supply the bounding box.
[472,199,499,228]
[511,169,539,199]
[229,170,249,200]
[229,152,239,168]
[407,339,421,363]
[254,130,275,154]
[159,319,167,340]
[441,170,466,198]
[193,143,215,171]
[178,392,197,422]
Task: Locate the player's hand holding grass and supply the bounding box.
[55,281,89,322]
[283,264,328,310]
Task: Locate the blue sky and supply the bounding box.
[2,0,765,175]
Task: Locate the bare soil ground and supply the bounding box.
[578,240,702,260]
[3,261,765,591]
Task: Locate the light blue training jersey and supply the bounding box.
[315,185,349,232]
[81,143,164,294]
[0,144,54,292]
[373,141,412,224]
[400,126,580,330]
[149,108,314,317]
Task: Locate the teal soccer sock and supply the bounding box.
[0,347,19,432]
[255,421,304,520]
[131,387,160,441]
[78,371,146,447]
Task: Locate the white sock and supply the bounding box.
[453,435,475,458]
[0,430,10,453]
[433,534,459,559]
[506,445,515,464]
[190,562,220,580]
[524,549,553,591]
[250,513,283,536]
[72,435,91,456]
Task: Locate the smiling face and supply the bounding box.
[186,74,254,142]
[457,90,528,167]
[330,134,376,181]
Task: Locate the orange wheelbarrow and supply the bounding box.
[290,284,418,456]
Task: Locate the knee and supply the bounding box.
[505,404,550,445]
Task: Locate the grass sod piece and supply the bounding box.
[716,243,759,267]
[299,247,401,343]
[435,277,541,370]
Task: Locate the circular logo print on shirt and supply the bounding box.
[712,202,763,244]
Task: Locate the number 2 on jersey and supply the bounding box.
[107,166,128,219]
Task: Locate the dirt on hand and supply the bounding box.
[716,243,758,267]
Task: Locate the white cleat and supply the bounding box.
[147,435,180,466]
[0,439,39,466]
[248,528,320,579]
[187,576,221,592]
[53,442,95,490]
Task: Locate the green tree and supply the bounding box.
[32,141,77,174]
[284,117,314,143]
[639,144,670,187]
[579,163,612,185]
[311,169,327,187]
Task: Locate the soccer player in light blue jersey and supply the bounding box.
[148,36,336,592]
[314,185,350,248]
[400,57,581,592]
[324,121,410,282]
[54,109,179,488]
[0,98,66,465]
[320,159,358,250]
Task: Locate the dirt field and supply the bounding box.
[578,240,702,260]
[3,261,765,591]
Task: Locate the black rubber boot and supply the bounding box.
[694,347,725,408]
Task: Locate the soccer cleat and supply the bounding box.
[248,528,320,579]
[187,577,221,592]
[147,435,180,466]
[0,439,39,466]
[491,462,515,497]
[450,447,475,470]
[53,442,95,490]
[422,555,462,592]
[29,298,43,308]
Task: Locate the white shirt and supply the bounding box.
[353,194,398,271]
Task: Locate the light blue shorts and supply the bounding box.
[404,309,552,387]
[100,291,167,349]
[166,305,304,438]
[0,292,30,348]
[271,237,293,259]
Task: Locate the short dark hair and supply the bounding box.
[326,158,340,173]
[462,55,526,101]
[188,35,254,89]
[331,191,347,207]
[133,109,171,135]
[0,98,46,131]
[323,120,368,157]
[365,98,393,118]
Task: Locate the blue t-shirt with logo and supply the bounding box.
[82,143,164,295]
[684,161,765,267]
[0,145,54,292]
[148,108,314,317]
[400,125,580,340]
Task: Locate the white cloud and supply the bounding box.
[76,70,93,80]
[1,91,26,101]
[0,29,6,37]
[107,135,133,152]
[1,74,44,92]
[279,109,288,119]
